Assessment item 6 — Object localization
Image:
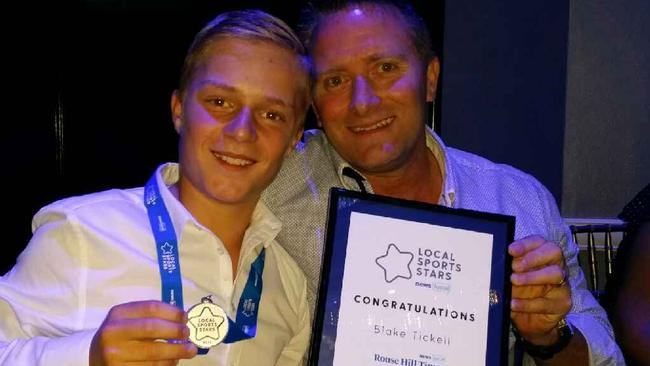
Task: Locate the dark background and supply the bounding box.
[0,1,444,273]
[4,1,647,274]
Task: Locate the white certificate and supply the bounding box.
[310,189,513,366]
[335,212,491,365]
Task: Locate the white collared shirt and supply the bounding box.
[0,163,310,366]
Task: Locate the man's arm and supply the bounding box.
[0,299,196,366]
[1,210,196,366]
[509,235,590,365]
[507,179,625,365]
[0,326,97,366]
[509,231,624,365]
[0,214,94,366]
[1,292,95,365]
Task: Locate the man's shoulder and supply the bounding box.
[38,187,143,214]
[263,129,337,202]
[295,129,331,159]
[445,147,563,240]
[447,147,547,192]
[33,187,143,229]
[445,146,557,216]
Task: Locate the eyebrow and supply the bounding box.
[196,80,237,93]
[196,80,294,108]
[317,52,408,75]
[366,52,407,63]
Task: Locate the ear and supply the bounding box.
[286,126,304,157]
[311,101,323,128]
[292,126,304,147]
[426,57,440,102]
[171,90,183,133]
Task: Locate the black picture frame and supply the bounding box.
[309,188,515,366]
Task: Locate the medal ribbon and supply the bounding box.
[144,174,184,310]
[144,173,265,351]
[223,248,264,343]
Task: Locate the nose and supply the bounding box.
[224,107,257,142]
[350,76,380,115]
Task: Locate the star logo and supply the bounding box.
[188,307,226,342]
[242,298,255,317]
[145,186,157,205]
[375,243,414,283]
[160,242,173,255]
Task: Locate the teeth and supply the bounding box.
[351,117,393,132]
[214,153,253,166]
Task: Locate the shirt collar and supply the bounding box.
[320,137,372,193]
[244,200,282,249]
[323,127,458,206]
[423,127,457,207]
[153,163,282,249]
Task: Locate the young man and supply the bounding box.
[262,1,624,364]
[0,10,310,366]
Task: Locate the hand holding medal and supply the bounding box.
[89,300,197,366]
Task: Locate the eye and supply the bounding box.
[378,62,396,73]
[326,76,343,88]
[205,97,232,109]
[262,110,286,122]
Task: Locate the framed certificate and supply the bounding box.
[309,188,515,366]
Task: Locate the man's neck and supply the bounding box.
[363,143,443,205]
[176,181,255,276]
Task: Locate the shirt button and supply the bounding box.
[217,248,225,255]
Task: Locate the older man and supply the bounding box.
[263,0,624,364]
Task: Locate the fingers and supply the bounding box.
[146,361,181,366]
[511,289,572,314]
[113,340,196,362]
[107,300,187,323]
[91,333,197,365]
[101,317,190,341]
[508,235,546,257]
[90,301,197,366]
[93,340,195,365]
[100,301,189,342]
[510,285,572,338]
[512,284,554,299]
[511,263,565,286]
[512,243,563,273]
[148,362,180,366]
[510,236,565,286]
[508,236,573,342]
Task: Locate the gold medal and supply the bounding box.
[186,296,229,348]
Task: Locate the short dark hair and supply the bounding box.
[298,0,435,62]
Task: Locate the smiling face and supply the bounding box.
[311,5,439,175]
[172,37,307,211]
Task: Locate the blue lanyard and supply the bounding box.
[223,248,265,343]
[144,174,184,309]
[144,173,265,347]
